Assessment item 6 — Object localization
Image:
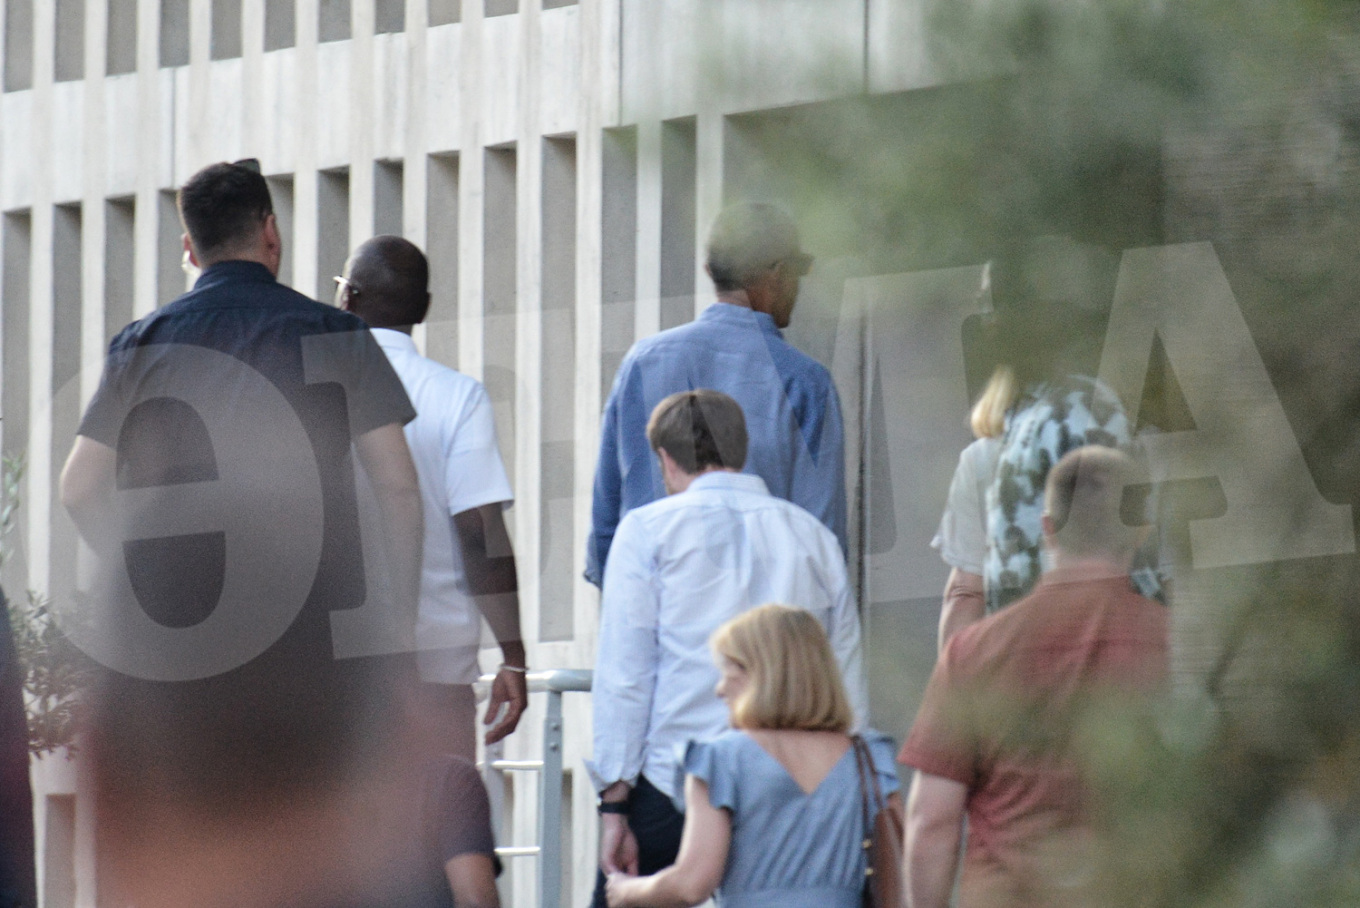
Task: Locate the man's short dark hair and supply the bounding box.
[1044,446,1148,559]
[177,162,274,262]
[345,236,431,329]
[646,390,748,474]
[705,202,801,293]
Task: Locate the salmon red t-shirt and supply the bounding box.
[898,568,1168,906]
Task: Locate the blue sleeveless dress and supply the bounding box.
[677,729,899,908]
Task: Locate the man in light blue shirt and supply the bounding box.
[586,390,866,908]
[585,202,847,587]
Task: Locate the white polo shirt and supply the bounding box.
[372,328,514,685]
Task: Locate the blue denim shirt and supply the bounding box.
[585,302,846,586]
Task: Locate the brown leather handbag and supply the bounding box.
[852,735,906,908]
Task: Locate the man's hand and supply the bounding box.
[605,871,640,908]
[483,664,528,745]
[599,812,639,876]
[455,504,528,747]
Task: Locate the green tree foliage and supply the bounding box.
[721,1,1360,902]
[924,4,1360,905]
[5,590,92,757]
[1,455,92,757]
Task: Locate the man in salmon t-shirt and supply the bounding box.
[899,446,1168,908]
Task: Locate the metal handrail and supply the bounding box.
[477,667,592,908]
[475,668,592,699]
[496,846,542,859]
[521,668,593,694]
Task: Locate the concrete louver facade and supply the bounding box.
[0,3,950,906]
[9,2,1360,907]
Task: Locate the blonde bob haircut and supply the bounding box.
[710,604,853,733]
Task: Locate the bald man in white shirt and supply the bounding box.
[337,235,528,762]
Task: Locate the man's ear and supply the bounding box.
[1040,513,1057,542]
[656,447,687,495]
[182,233,201,269]
[262,213,281,248]
[262,214,283,275]
[743,268,775,315]
[656,447,676,476]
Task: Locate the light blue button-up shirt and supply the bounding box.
[585,302,846,587]
[587,471,867,800]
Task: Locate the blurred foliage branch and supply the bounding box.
[1,454,92,757]
[715,1,1360,904]
[916,3,1360,906]
[5,590,91,758]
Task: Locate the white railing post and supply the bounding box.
[479,668,592,908]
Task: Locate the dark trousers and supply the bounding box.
[405,682,477,763]
[590,775,685,908]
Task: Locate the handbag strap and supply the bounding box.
[851,734,883,885]
[852,734,887,813]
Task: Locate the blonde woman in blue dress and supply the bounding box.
[605,604,900,908]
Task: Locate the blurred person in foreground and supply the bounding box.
[606,604,898,908]
[586,201,846,587]
[250,751,505,908]
[900,447,1168,908]
[372,754,502,908]
[337,235,527,761]
[0,588,35,908]
[588,390,867,908]
[59,160,423,908]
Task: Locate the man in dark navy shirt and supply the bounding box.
[60,161,424,908]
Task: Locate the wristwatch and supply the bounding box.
[597,798,631,815]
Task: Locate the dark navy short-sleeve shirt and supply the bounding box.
[79,260,415,627]
[76,261,416,804]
